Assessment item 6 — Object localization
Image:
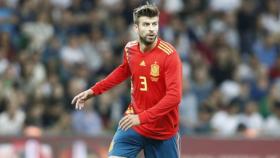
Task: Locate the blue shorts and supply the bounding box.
[108,128,180,158]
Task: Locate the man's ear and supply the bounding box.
[133,23,138,33]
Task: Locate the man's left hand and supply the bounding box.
[119,114,140,131]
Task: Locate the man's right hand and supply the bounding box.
[71,89,94,110]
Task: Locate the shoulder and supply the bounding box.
[157,40,176,56]
[124,41,138,55]
[125,40,138,50]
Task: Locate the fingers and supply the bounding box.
[119,115,129,128]
[71,92,83,104]
[71,95,79,105]
[72,92,87,110]
[75,99,85,110]
[119,115,133,131]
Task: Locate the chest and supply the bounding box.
[127,50,165,78]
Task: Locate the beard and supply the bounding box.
[139,34,157,46]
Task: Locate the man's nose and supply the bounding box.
[148,26,155,32]
[148,25,155,30]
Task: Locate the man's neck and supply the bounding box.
[139,38,158,53]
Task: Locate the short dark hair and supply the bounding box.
[133,4,159,24]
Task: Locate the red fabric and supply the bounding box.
[269,67,280,80]
[91,38,182,140]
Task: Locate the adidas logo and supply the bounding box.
[140,60,146,66]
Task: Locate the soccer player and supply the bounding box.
[71,4,182,158]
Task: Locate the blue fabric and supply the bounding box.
[253,40,278,68]
[109,128,179,158]
[0,8,16,33]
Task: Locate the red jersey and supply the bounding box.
[91,38,182,140]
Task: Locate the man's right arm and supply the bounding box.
[72,45,132,109]
[90,49,131,95]
[72,48,131,109]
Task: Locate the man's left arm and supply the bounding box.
[139,52,182,124]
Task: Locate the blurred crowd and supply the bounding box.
[0,0,279,138]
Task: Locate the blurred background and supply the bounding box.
[0,0,280,157]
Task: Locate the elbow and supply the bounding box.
[172,91,182,105]
[167,85,182,105]
[174,95,181,105]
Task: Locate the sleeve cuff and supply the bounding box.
[139,111,149,124]
[90,86,99,95]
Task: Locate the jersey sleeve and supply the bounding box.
[138,51,182,124]
[90,49,131,95]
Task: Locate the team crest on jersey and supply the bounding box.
[150,62,159,81]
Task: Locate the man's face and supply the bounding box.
[135,16,159,45]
